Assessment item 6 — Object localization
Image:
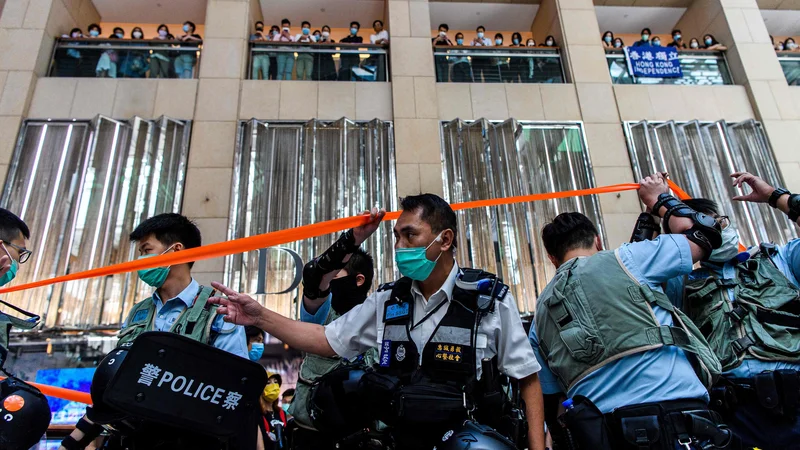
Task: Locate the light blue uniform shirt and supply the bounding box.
[666,238,800,378]
[529,235,710,413]
[300,294,332,325]
[145,278,249,359]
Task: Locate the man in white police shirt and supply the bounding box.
[210,194,546,450]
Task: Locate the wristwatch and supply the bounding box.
[769,188,791,208]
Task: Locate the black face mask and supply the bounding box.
[329,273,367,315]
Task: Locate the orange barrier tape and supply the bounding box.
[0,182,644,295]
[0,376,92,405]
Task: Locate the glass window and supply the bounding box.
[0,116,191,327]
[227,119,397,318]
[433,47,565,83]
[441,120,603,313]
[606,50,733,85]
[625,120,796,246]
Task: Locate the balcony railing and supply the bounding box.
[777,52,800,85]
[605,49,733,85]
[433,47,565,83]
[49,38,202,79]
[249,41,388,81]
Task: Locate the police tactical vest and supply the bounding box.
[290,306,378,429]
[684,244,800,372]
[377,270,502,385]
[117,285,220,347]
[535,250,721,393]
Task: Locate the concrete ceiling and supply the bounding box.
[595,6,686,34]
[761,10,800,35]
[91,0,206,24]
[429,2,539,31]
[258,0,385,29]
[593,0,692,6]
[758,0,800,10]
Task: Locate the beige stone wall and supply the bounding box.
[613,85,755,121]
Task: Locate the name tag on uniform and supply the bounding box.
[476,334,488,349]
[380,340,392,367]
[384,301,409,322]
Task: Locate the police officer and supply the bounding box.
[664,171,800,449]
[530,173,736,449]
[0,209,52,450]
[210,194,547,450]
[290,246,378,449]
[60,213,249,450]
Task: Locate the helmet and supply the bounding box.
[435,421,518,450]
[309,364,371,437]
[88,346,130,424]
[0,376,51,450]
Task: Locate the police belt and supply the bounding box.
[714,369,800,419]
[603,399,735,450]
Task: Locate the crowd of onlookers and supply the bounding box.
[55,22,202,78]
[601,29,727,51]
[248,19,389,81]
[773,36,800,52]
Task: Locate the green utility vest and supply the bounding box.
[684,245,800,372]
[535,250,721,393]
[289,307,378,430]
[118,285,220,347]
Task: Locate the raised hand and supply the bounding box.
[208,281,267,327]
[731,171,775,203]
[352,207,386,246]
[638,172,670,211]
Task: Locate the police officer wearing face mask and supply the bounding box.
[209,194,547,450]
[0,209,51,450]
[60,213,249,450]
[290,247,377,449]
[663,171,800,450]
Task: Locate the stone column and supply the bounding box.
[386,0,444,198]
[183,0,255,285]
[676,0,800,192]
[0,0,98,185]
[549,0,642,247]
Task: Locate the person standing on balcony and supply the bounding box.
[338,22,363,81]
[251,21,270,80]
[785,37,798,52]
[80,23,103,77]
[470,25,493,82]
[273,19,296,80]
[632,27,651,47]
[295,21,315,81]
[96,27,122,78]
[451,32,473,82]
[702,34,727,51]
[119,27,149,78]
[536,36,560,83]
[58,26,85,78]
[175,21,202,79]
[268,25,280,80]
[668,29,687,49]
[150,24,174,78]
[613,37,624,48]
[433,23,453,82]
[490,33,509,83]
[602,31,615,48]
[689,37,701,49]
[368,20,389,81]
[314,25,337,81]
[508,32,525,83]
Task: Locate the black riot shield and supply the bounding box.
[103,331,266,439]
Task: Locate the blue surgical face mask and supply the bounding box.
[674,34,681,41]
[604,36,612,43]
[642,34,649,41]
[652,40,661,46]
[395,232,443,281]
[136,245,175,288]
[477,32,484,39]
[513,38,520,45]
[115,32,123,39]
[183,24,191,33]
[89,30,99,37]
[705,38,713,46]
[302,27,310,35]
[350,27,358,35]
[456,38,464,45]
[0,260,18,287]
[495,39,503,45]
[708,226,740,262]
[614,41,622,48]
[249,342,264,361]
[281,403,290,413]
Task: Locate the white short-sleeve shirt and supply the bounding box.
[325,263,541,379]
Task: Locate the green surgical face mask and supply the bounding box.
[395,232,443,281]
[0,260,18,286]
[137,245,175,288]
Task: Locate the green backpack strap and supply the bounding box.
[186,286,214,323]
[0,299,40,370]
[172,285,218,342]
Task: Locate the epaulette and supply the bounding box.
[378,281,396,292]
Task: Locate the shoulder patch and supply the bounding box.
[132,308,149,323]
[688,269,713,282]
